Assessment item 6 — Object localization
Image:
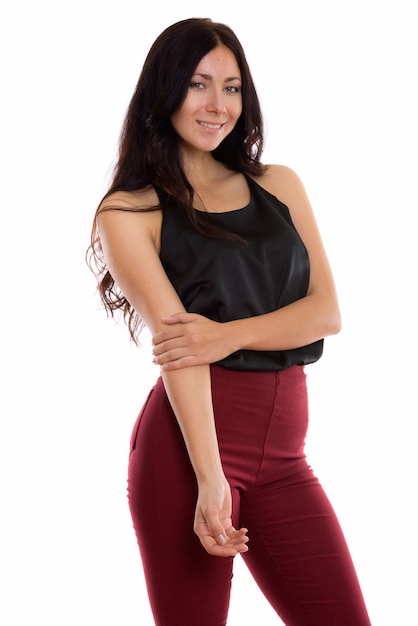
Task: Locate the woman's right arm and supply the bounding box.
[96,197,248,557]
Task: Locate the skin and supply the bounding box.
[97,45,341,559]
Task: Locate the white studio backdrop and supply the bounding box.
[1,1,416,624]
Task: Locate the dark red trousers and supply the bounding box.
[127,365,371,625]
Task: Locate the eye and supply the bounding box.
[190,82,205,89]
[225,85,241,94]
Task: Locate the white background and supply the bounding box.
[1,1,417,624]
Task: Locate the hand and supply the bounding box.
[194,479,249,557]
[152,312,236,369]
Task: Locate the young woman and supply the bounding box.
[88,17,371,626]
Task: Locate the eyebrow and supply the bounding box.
[193,72,242,82]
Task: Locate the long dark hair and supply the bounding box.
[87,17,266,342]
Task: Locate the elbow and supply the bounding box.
[331,316,342,336]
[314,292,342,337]
[325,305,342,336]
[310,292,342,338]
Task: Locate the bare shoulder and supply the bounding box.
[252,164,309,210]
[252,164,325,254]
[97,186,162,247]
[98,185,160,211]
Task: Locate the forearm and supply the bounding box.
[161,365,224,483]
[228,293,341,352]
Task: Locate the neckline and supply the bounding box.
[193,175,254,216]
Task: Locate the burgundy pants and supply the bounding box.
[127,365,371,625]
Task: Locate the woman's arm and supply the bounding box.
[97,196,248,556]
[152,165,341,369]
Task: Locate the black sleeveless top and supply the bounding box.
[160,175,323,371]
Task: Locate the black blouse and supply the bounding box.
[159,175,323,371]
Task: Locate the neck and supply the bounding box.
[181,148,218,181]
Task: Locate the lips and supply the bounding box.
[197,121,225,130]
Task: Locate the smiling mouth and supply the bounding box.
[197,121,224,130]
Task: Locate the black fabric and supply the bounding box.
[159,175,323,371]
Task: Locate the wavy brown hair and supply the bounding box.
[87,17,266,343]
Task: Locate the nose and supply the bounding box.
[206,89,226,114]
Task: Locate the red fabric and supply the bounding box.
[127,365,371,625]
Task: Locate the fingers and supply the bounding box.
[152,348,200,370]
[152,321,195,363]
[153,335,193,357]
[192,483,250,557]
[198,529,249,557]
[159,356,199,370]
[161,312,197,325]
[152,329,185,351]
[152,329,204,369]
[153,312,200,348]
[195,521,249,557]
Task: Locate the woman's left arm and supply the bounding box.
[152,165,342,369]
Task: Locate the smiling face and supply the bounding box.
[170,45,243,156]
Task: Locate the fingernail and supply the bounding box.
[216,534,226,545]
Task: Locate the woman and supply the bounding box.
[88,17,371,626]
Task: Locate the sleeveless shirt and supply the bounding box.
[159,175,323,371]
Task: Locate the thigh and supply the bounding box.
[127,378,233,626]
[240,467,371,626]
